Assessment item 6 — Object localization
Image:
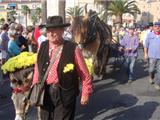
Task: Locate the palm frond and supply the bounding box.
[66,6,84,17]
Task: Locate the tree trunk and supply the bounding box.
[116,15,123,28]
[42,0,47,24]
[25,14,27,27]
[58,0,66,22]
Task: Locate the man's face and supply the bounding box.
[46,27,64,44]
[153,25,160,32]
[128,29,134,35]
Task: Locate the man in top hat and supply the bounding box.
[119,25,139,83]
[144,22,160,89]
[32,16,93,120]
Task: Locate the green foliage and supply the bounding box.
[21,5,30,27]
[35,7,42,18]
[0,18,5,25]
[30,7,42,25]
[21,5,30,15]
[66,6,84,17]
[7,10,17,22]
[30,11,37,25]
[107,0,140,25]
[108,0,140,16]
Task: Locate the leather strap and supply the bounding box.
[40,45,62,84]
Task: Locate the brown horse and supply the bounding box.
[71,9,112,78]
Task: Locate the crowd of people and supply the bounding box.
[111,22,160,90]
[0,21,48,64]
[0,15,160,120]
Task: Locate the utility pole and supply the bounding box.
[41,0,47,24]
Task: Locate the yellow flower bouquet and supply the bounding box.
[84,58,94,76]
[1,52,37,74]
[63,63,74,73]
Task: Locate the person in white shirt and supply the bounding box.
[38,28,47,47]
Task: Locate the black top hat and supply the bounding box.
[46,16,70,28]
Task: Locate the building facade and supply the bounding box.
[136,0,160,24]
[0,0,41,26]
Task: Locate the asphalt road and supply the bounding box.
[75,48,160,120]
[1,48,160,120]
[0,75,15,120]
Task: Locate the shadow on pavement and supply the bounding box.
[75,89,138,120]
[0,77,15,120]
[95,55,149,86]
[103,101,159,120]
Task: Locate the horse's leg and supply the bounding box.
[101,47,110,79]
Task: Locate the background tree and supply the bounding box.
[7,10,17,22]
[0,18,5,25]
[107,0,140,27]
[21,5,30,27]
[30,7,42,25]
[30,11,37,25]
[35,7,42,19]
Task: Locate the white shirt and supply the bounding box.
[38,35,47,47]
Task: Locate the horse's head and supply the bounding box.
[71,14,89,45]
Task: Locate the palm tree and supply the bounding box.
[30,11,37,25]
[7,10,17,22]
[66,6,84,17]
[21,5,30,27]
[35,7,42,23]
[108,0,140,27]
[30,7,42,25]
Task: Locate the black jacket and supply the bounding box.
[37,40,79,107]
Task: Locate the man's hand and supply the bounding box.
[144,53,148,60]
[125,48,132,52]
[21,45,26,51]
[81,95,89,106]
[118,47,123,52]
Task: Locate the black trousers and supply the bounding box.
[38,84,76,120]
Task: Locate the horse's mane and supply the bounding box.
[71,16,84,43]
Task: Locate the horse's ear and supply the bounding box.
[84,3,88,16]
[83,4,89,21]
[27,72,33,80]
[9,73,14,81]
[70,16,74,23]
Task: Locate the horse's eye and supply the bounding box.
[17,80,22,85]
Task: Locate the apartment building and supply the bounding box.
[0,0,41,26]
[136,0,160,24]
